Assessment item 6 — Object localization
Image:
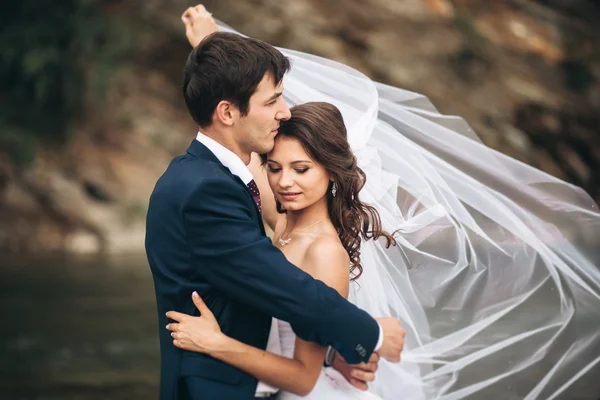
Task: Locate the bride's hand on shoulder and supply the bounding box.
[166,291,225,355]
[181,4,218,48]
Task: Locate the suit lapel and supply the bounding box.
[186,140,266,236]
[186,139,222,164]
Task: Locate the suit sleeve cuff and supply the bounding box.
[374,321,384,351]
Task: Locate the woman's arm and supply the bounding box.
[167,238,351,396]
[168,293,325,396]
[182,5,218,47]
[210,331,325,396]
[247,152,281,231]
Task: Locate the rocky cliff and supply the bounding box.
[1,0,598,254]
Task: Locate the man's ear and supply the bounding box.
[214,100,238,127]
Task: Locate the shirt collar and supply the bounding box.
[195,131,253,185]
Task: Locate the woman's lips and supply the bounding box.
[280,192,301,201]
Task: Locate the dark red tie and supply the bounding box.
[246,180,262,213]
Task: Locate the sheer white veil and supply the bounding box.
[218,22,600,399]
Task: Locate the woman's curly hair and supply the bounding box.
[267,102,397,280]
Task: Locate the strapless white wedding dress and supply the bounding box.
[275,319,383,400]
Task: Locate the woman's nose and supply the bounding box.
[278,170,293,188]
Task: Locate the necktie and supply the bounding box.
[246,179,262,213]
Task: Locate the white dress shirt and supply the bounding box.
[195,131,384,396]
[196,131,253,184]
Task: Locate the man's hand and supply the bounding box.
[375,318,406,363]
[181,4,218,48]
[332,351,380,391]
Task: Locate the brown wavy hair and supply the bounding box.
[266,102,397,280]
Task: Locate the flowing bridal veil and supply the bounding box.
[218,23,600,399]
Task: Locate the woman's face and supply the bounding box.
[266,136,331,212]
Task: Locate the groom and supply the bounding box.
[145,7,405,400]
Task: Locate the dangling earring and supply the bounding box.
[331,182,337,197]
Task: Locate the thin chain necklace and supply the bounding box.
[278,219,325,246]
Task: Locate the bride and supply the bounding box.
[168,5,600,400]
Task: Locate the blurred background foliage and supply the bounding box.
[0,0,133,166]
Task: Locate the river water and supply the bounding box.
[1,253,598,399]
[0,253,159,399]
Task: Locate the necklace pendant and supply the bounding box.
[278,237,292,246]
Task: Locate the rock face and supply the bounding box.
[0,0,598,254]
[0,67,197,254]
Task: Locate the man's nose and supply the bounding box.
[276,102,291,121]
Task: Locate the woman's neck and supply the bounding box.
[284,199,330,234]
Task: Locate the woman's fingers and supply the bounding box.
[351,368,375,382]
[171,331,189,340]
[349,377,369,391]
[194,4,211,16]
[165,310,188,322]
[173,334,197,351]
[182,6,200,22]
[191,291,213,317]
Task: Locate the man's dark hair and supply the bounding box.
[183,32,291,127]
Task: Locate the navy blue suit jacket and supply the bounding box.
[145,139,379,399]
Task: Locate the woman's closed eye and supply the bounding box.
[267,166,309,174]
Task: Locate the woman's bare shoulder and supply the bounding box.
[303,235,350,297]
[305,236,348,264]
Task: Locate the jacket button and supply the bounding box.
[355,344,367,358]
